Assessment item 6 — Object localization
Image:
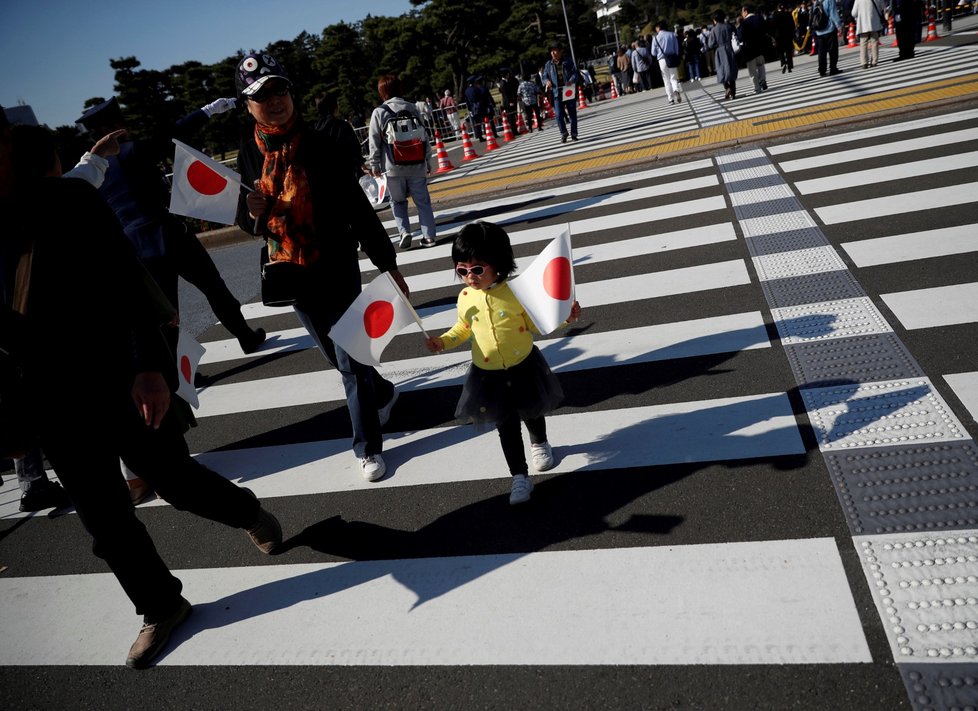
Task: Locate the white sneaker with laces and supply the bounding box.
[510,474,534,505]
[360,454,386,482]
[399,233,412,249]
[530,442,555,472]
[378,389,399,427]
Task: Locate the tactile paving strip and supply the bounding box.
[753,246,849,281]
[732,195,808,222]
[723,172,789,195]
[739,210,817,240]
[745,227,829,257]
[771,297,892,344]
[760,269,868,309]
[826,442,978,535]
[899,664,978,710]
[783,333,924,388]
[856,531,978,664]
[802,378,968,452]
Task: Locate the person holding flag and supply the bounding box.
[235,53,408,483]
[542,43,580,144]
[425,222,581,505]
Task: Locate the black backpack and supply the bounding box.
[811,0,830,31]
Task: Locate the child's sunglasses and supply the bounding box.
[455,265,486,277]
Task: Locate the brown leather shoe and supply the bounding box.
[247,508,283,554]
[125,597,192,669]
[127,477,155,506]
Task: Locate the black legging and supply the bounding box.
[497,413,547,476]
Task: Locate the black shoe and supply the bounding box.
[19,481,71,512]
[238,328,266,355]
[561,134,568,143]
[829,68,842,75]
[126,597,192,669]
[570,135,578,141]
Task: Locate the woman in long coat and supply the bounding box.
[707,9,740,100]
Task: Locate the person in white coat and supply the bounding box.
[851,0,886,67]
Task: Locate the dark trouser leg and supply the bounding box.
[118,408,260,530]
[164,226,252,340]
[496,411,528,475]
[524,416,548,446]
[41,429,183,619]
[554,97,568,135]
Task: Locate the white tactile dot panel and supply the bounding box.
[802,378,969,451]
[753,246,849,281]
[783,333,924,387]
[760,269,867,309]
[745,228,829,257]
[739,210,818,240]
[726,183,796,206]
[899,664,978,710]
[825,442,978,535]
[771,297,892,344]
[856,532,978,664]
[733,197,807,222]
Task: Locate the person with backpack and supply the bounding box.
[368,74,437,250]
[811,0,844,75]
[518,73,543,131]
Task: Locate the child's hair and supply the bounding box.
[10,124,60,181]
[452,221,517,279]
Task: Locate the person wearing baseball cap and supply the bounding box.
[234,52,408,484]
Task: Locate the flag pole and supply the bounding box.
[384,272,430,339]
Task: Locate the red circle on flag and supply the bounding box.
[364,300,394,338]
[180,355,192,384]
[187,160,228,196]
[543,257,572,300]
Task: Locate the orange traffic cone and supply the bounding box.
[924,7,940,40]
[532,110,541,131]
[810,33,817,55]
[501,112,515,142]
[460,122,479,161]
[846,22,857,47]
[610,80,619,99]
[598,83,606,101]
[483,117,500,151]
[577,86,588,110]
[888,15,897,45]
[515,111,528,134]
[432,130,455,174]
[544,94,555,119]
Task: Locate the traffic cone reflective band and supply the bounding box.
[483,117,500,151]
[432,130,455,174]
[532,111,541,131]
[924,7,940,40]
[610,80,619,99]
[847,22,857,47]
[577,86,588,110]
[810,34,817,55]
[888,15,898,45]
[501,112,515,142]
[460,123,479,161]
[515,112,528,134]
[544,95,555,118]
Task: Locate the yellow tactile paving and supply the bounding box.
[429,73,978,203]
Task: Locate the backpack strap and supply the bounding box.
[12,241,35,315]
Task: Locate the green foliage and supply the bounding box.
[57,0,611,159]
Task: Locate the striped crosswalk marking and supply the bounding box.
[881,282,978,330]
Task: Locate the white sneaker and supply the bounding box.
[510,474,534,505]
[399,233,412,249]
[530,442,555,472]
[360,454,386,482]
[377,388,399,427]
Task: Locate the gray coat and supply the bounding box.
[707,21,739,85]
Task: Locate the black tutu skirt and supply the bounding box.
[455,346,564,428]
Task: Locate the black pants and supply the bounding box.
[895,22,916,58]
[497,414,547,476]
[817,31,840,74]
[147,225,252,341]
[41,395,259,619]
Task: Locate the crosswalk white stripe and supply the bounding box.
[815,182,978,224]
[0,539,870,666]
[881,282,978,330]
[794,152,978,195]
[208,226,740,364]
[841,225,978,267]
[944,372,978,423]
[196,298,759,418]
[776,128,978,173]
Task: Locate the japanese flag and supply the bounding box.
[508,226,575,335]
[328,273,419,367]
[169,139,243,225]
[561,84,576,101]
[175,327,206,408]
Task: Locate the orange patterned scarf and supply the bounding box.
[254,116,319,265]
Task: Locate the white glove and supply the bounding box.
[201,98,236,117]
